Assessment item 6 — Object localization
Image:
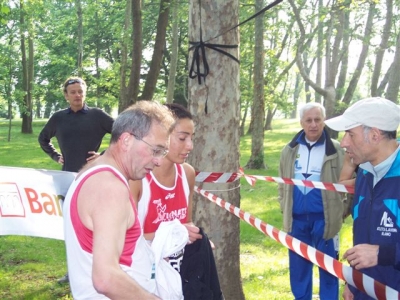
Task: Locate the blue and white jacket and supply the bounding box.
[350,150,400,298]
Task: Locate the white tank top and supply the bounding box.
[63,165,156,299]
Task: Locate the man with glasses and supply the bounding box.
[38,77,114,173]
[63,100,175,299]
[38,76,114,283]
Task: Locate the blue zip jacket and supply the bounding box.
[350,151,400,298]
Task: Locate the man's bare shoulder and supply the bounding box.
[79,168,130,204]
[77,169,132,229]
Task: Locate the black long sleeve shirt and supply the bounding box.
[38,104,114,172]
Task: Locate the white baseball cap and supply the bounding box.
[325,97,400,131]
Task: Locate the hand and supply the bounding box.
[343,244,379,269]
[342,283,354,300]
[58,156,64,165]
[86,151,100,162]
[183,223,202,243]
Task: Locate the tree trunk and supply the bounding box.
[315,0,323,104]
[245,0,265,169]
[76,0,83,76]
[292,72,302,118]
[123,0,142,112]
[385,31,400,101]
[342,2,376,105]
[335,8,350,101]
[371,0,392,97]
[20,1,32,134]
[119,0,132,113]
[240,96,251,137]
[140,0,170,100]
[166,0,179,104]
[188,0,243,298]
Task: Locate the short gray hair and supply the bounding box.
[363,125,397,141]
[299,102,326,120]
[110,100,175,144]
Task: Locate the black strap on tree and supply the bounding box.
[188,0,284,113]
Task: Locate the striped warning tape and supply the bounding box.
[195,168,354,194]
[194,186,399,300]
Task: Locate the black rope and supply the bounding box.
[188,0,284,112]
[206,0,284,43]
[189,0,284,84]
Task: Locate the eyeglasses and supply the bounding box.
[131,134,169,158]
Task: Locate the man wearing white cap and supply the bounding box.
[325,97,400,300]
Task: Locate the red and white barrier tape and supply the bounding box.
[195,168,354,194]
[195,186,399,299]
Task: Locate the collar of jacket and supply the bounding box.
[288,128,337,156]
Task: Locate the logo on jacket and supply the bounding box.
[380,212,394,227]
[377,211,397,237]
[294,160,302,171]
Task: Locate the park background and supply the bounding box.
[0,0,398,299]
[0,118,353,299]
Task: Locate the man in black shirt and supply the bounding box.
[38,77,114,283]
[38,77,114,172]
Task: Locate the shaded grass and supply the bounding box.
[0,118,352,299]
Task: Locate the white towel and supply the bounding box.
[151,219,188,300]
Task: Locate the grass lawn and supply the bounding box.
[0,118,352,299]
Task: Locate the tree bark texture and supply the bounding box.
[188,0,243,299]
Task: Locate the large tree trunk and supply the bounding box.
[245,0,265,169]
[188,0,243,299]
[140,0,170,100]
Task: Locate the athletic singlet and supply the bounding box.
[63,165,155,299]
[138,163,189,234]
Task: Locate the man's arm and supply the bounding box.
[98,109,114,133]
[80,172,159,299]
[38,116,62,163]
